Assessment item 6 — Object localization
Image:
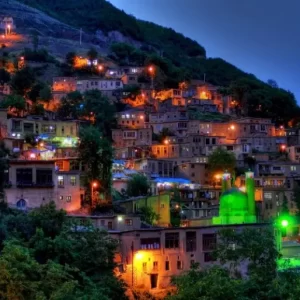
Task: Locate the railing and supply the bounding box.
[16,182,54,188]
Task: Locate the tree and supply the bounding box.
[267,79,278,88]
[27,82,45,102]
[0,141,9,194]
[138,206,160,225]
[126,174,149,197]
[157,127,174,143]
[11,67,35,96]
[208,147,236,176]
[81,90,116,138]
[78,127,113,203]
[66,51,76,66]
[57,91,83,119]
[39,84,52,102]
[0,68,10,84]
[292,185,300,215]
[87,47,98,61]
[1,95,26,116]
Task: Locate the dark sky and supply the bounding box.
[109,0,300,102]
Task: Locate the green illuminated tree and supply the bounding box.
[138,206,160,226]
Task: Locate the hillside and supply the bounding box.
[10,0,300,123]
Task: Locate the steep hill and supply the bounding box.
[10,0,300,122]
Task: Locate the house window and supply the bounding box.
[70,176,76,186]
[58,175,64,186]
[36,169,53,185]
[142,262,147,272]
[140,238,160,250]
[202,233,216,251]
[165,261,170,271]
[101,220,105,226]
[291,166,297,171]
[16,168,33,185]
[177,260,183,270]
[205,138,210,145]
[186,231,197,252]
[125,219,133,226]
[165,232,179,249]
[59,196,63,200]
[153,261,158,271]
[66,196,71,202]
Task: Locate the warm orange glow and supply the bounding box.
[74,56,88,68]
[92,182,98,188]
[7,24,11,29]
[281,144,286,151]
[164,139,169,145]
[30,153,36,159]
[140,115,144,120]
[148,66,154,73]
[230,125,235,130]
[39,142,44,147]
[135,252,143,260]
[215,174,221,180]
[98,65,103,71]
[175,204,179,209]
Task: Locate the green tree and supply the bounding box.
[57,91,83,119]
[208,147,236,176]
[0,68,10,83]
[11,67,35,96]
[87,47,98,61]
[39,84,52,102]
[1,94,26,116]
[138,206,160,225]
[66,51,76,66]
[78,127,113,203]
[82,90,116,138]
[293,185,300,215]
[126,174,149,197]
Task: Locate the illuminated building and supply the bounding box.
[4,159,82,212]
[112,223,269,291]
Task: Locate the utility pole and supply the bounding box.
[79,28,82,45]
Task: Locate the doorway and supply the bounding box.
[150,274,158,289]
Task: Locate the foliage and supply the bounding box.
[157,127,174,143]
[126,174,150,197]
[39,84,52,102]
[0,95,26,116]
[292,185,300,215]
[138,206,160,226]
[0,202,128,299]
[0,68,10,83]
[57,91,83,119]
[87,47,98,60]
[23,47,54,63]
[65,51,76,66]
[208,147,236,175]
[10,66,35,96]
[78,126,113,203]
[81,89,116,138]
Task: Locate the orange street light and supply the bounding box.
[281,144,286,151]
[39,142,44,147]
[164,139,169,145]
[92,182,98,188]
[148,66,154,73]
[98,65,103,71]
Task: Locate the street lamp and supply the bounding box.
[91,181,98,204]
[148,66,155,90]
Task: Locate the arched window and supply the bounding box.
[16,199,26,208]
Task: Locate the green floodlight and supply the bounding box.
[281,220,289,228]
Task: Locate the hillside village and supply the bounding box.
[1,11,300,296]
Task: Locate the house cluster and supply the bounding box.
[0,59,297,292]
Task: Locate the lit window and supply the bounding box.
[142,262,147,272]
[66,196,71,202]
[125,219,133,226]
[59,196,63,200]
[70,176,76,186]
[58,176,64,186]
